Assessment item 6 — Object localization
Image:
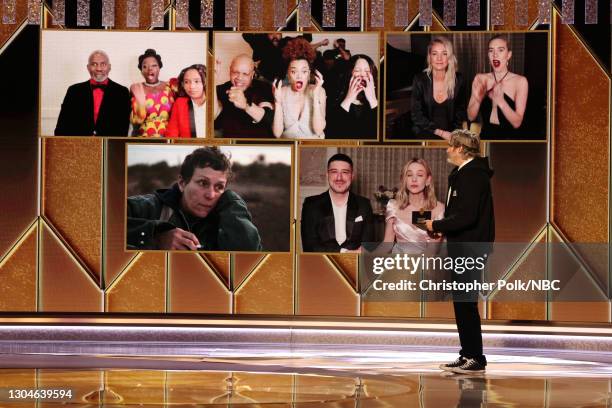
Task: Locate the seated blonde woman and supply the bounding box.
[383,158,445,253]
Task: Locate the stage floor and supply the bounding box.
[1,347,611,406]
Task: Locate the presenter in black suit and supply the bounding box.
[426,129,495,374]
[301,153,374,253]
[54,50,131,136]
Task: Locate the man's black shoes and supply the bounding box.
[439,356,467,371]
[451,358,486,374]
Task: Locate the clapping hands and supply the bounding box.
[487,82,505,105]
[227,87,248,110]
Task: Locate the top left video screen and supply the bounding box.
[41,30,208,138]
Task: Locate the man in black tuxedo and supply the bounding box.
[54,50,131,136]
[426,129,495,374]
[301,153,374,253]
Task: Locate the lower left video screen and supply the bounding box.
[126,144,293,253]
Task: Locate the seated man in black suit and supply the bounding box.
[54,50,131,136]
[214,54,274,138]
[301,153,374,253]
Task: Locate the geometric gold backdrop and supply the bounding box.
[0,2,609,323]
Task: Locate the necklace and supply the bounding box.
[493,70,509,84]
[143,81,162,87]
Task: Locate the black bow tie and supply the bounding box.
[91,83,107,90]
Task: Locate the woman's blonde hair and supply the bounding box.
[425,36,458,99]
[396,158,438,210]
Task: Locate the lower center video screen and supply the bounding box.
[125,144,293,253]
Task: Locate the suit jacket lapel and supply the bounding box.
[448,167,459,185]
[446,167,459,213]
[84,81,95,128]
[345,192,358,241]
[322,192,336,242]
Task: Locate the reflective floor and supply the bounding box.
[0,348,611,407]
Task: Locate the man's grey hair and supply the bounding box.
[88,50,110,64]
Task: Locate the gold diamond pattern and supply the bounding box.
[169,252,231,313]
[105,253,166,313]
[43,138,103,284]
[40,221,103,312]
[0,222,37,312]
[235,254,293,314]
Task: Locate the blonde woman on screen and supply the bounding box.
[411,36,467,140]
[383,158,445,253]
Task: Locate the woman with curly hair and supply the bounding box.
[130,49,178,137]
[272,38,326,139]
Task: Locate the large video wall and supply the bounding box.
[0,0,609,323]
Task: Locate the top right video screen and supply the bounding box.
[385,31,549,142]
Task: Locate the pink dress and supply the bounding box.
[385,199,445,253]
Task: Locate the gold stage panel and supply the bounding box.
[106,252,166,313]
[239,0,297,30]
[234,254,293,314]
[362,301,420,318]
[364,0,419,31]
[298,255,359,316]
[40,222,103,312]
[486,377,546,406]
[492,0,540,31]
[38,370,103,406]
[329,254,358,290]
[548,226,609,322]
[0,365,609,407]
[547,377,611,407]
[168,252,231,314]
[166,371,229,405]
[233,253,265,289]
[233,372,293,403]
[0,223,37,312]
[552,13,610,246]
[202,253,230,288]
[43,138,103,284]
[104,370,165,405]
[423,300,455,319]
[488,231,547,320]
[294,375,355,402]
[0,369,36,393]
[0,1,27,49]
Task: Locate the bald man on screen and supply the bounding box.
[214,54,274,138]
